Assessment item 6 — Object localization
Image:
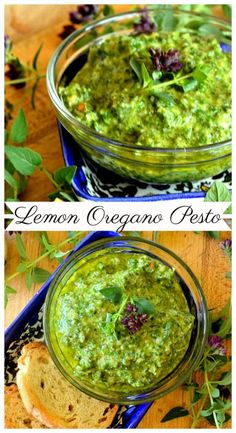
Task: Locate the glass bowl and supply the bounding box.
[47,8,231,185]
[44,236,208,405]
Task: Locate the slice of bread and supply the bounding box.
[4,384,46,428]
[16,342,118,428]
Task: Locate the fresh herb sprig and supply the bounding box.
[5,231,84,307]
[5,5,116,202]
[100,286,156,336]
[161,299,231,429]
[130,55,209,104]
[4,108,78,201]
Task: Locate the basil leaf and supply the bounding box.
[32,267,51,283]
[141,63,151,88]
[10,109,28,144]
[53,166,77,186]
[100,286,123,304]
[130,58,143,84]
[5,285,16,308]
[15,233,27,260]
[133,298,156,315]
[161,406,189,423]
[5,145,42,176]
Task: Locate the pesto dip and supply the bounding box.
[59,32,231,148]
[53,252,194,392]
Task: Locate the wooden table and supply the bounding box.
[5,230,231,428]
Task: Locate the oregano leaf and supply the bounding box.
[10,109,28,143]
[130,58,143,84]
[53,165,77,186]
[5,145,42,176]
[100,286,123,304]
[15,233,27,260]
[133,297,156,315]
[5,286,16,308]
[161,406,189,423]
[32,267,51,283]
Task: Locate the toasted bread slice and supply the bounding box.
[4,384,46,428]
[16,342,118,428]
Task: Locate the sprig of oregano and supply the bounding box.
[4,108,78,201]
[100,286,156,336]
[130,56,209,104]
[161,298,231,428]
[4,231,84,307]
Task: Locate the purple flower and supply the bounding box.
[121,303,149,334]
[5,58,26,89]
[58,24,76,40]
[149,47,183,73]
[69,5,98,24]
[208,335,227,355]
[134,10,156,34]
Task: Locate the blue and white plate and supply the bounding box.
[59,124,231,202]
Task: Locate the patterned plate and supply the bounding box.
[59,124,232,202]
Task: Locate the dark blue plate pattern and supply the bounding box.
[59,124,231,202]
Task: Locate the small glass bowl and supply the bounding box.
[44,236,208,405]
[47,8,231,184]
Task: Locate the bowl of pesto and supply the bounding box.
[47,8,231,185]
[44,236,208,404]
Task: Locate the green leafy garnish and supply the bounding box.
[100,286,123,304]
[161,297,231,428]
[205,181,231,214]
[10,108,28,144]
[133,297,156,315]
[5,145,42,176]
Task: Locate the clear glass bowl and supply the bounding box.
[47,8,231,184]
[47,9,231,185]
[47,8,231,185]
[44,236,208,405]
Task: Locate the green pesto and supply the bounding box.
[54,252,194,392]
[59,32,231,149]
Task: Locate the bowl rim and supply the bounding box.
[43,235,209,404]
[47,7,231,154]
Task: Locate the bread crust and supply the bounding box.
[4,384,46,428]
[17,342,118,428]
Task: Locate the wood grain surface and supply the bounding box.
[5,230,231,428]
